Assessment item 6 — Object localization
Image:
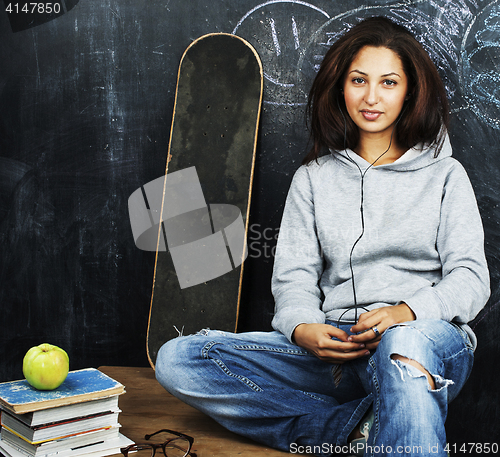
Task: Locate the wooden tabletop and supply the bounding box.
[99,366,292,457]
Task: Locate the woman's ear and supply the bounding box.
[405,93,411,101]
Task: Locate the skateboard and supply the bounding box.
[145,33,263,368]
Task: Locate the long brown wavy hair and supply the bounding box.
[304,16,449,165]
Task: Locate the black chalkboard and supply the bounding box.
[0,0,498,446]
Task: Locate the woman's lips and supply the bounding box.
[361,110,382,121]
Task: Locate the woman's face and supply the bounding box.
[342,46,409,142]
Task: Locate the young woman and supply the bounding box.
[155,17,490,457]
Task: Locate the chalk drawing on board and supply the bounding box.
[232,0,330,106]
[461,0,500,129]
[231,0,499,129]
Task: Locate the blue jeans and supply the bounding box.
[155,319,473,456]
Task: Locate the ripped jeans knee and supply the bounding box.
[365,320,473,453]
[390,354,454,392]
[371,319,474,402]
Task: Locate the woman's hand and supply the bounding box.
[293,323,370,363]
[348,303,416,350]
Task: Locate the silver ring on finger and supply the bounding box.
[372,326,380,337]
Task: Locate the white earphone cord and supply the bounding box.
[336,99,405,324]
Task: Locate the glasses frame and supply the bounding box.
[120,429,196,457]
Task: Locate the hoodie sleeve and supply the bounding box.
[271,166,326,342]
[402,161,490,324]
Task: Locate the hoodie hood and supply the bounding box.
[333,132,452,172]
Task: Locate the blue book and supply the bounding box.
[0,369,125,414]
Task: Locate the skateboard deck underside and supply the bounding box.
[147,34,263,367]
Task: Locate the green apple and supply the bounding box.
[23,343,69,390]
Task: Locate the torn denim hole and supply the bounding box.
[390,358,454,392]
[431,374,454,392]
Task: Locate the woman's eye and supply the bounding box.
[383,79,397,86]
[352,77,365,84]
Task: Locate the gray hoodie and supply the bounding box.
[271,135,490,350]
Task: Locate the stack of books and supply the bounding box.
[0,368,133,457]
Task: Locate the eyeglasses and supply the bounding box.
[120,429,197,457]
